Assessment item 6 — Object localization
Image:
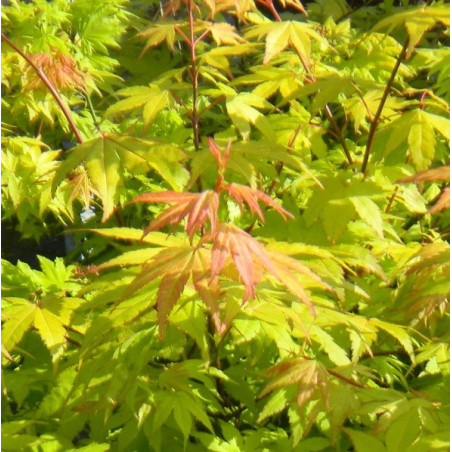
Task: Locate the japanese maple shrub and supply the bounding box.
[1,0,450,451]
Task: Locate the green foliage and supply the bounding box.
[2,0,449,450]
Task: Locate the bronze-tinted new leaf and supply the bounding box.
[226,183,294,222]
[26,51,87,92]
[210,223,276,301]
[397,166,450,214]
[131,190,219,241]
[209,223,322,312]
[396,166,450,183]
[429,187,450,213]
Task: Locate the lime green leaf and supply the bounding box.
[408,115,436,172]
[344,428,386,452]
[84,227,186,247]
[2,301,36,352]
[97,248,161,270]
[258,388,289,423]
[385,409,421,452]
[53,135,188,221]
[310,325,351,366]
[373,5,450,56]
[226,93,275,140]
[138,21,179,53]
[350,197,383,238]
[371,318,414,360]
[173,397,193,442]
[106,85,171,127]
[246,21,324,66]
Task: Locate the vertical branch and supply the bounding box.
[187,0,200,151]
[1,32,84,144]
[294,47,353,165]
[256,0,282,22]
[324,105,353,165]
[361,38,409,175]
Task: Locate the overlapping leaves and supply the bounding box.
[53,135,188,221]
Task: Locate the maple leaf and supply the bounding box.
[245,21,324,66]
[397,165,450,214]
[429,187,450,214]
[226,183,294,222]
[279,0,307,16]
[226,92,275,140]
[2,294,81,359]
[25,50,88,92]
[53,135,188,221]
[131,190,219,241]
[203,22,245,46]
[208,223,322,313]
[260,358,330,410]
[120,245,221,338]
[208,137,231,173]
[105,85,171,127]
[192,247,225,334]
[373,5,450,56]
[138,21,180,53]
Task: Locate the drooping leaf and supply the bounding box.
[373,5,450,56]
[131,190,219,241]
[226,183,293,222]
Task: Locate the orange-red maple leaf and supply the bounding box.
[226,183,294,222]
[131,190,219,241]
[209,223,277,301]
[26,51,87,92]
[208,223,321,315]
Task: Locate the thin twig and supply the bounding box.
[187,0,200,151]
[326,368,365,388]
[1,32,84,144]
[324,105,353,165]
[361,38,410,175]
[293,46,353,165]
[85,90,102,133]
[385,186,399,213]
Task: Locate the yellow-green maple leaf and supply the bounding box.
[373,5,450,56]
[53,135,188,221]
[245,21,323,66]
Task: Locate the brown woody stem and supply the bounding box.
[361,38,409,175]
[326,368,365,389]
[385,186,399,213]
[187,0,200,151]
[324,105,353,165]
[256,0,282,22]
[1,32,84,144]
